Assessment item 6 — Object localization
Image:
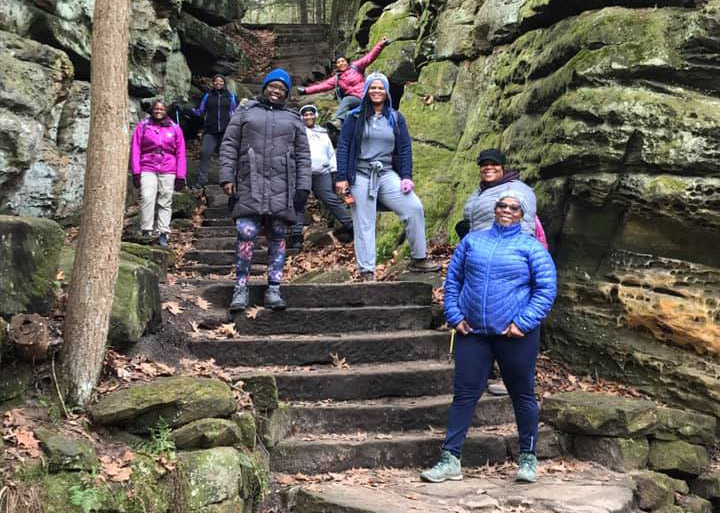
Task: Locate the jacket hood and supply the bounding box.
[350,71,396,126]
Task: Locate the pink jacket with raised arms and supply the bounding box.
[304,40,386,98]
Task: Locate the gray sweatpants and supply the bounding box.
[335,96,361,122]
[291,172,353,235]
[350,171,427,273]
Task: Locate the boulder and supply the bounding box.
[676,495,713,513]
[59,247,162,346]
[632,470,689,511]
[368,0,420,43]
[257,403,291,447]
[648,440,710,478]
[89,376,236,431]
[241,374,279,411]
[573,435,649,472]
[231,411,256,450]
[0,363,33,403]
[181,0,247,26]
[690,471,720,500]
[35,426,98,472]
[172,190,200,219]
[654,407,716,445]
[121,242,175,275]
[541,391,658,437]
[0,0,35,36]
[177,11,239,75]
[0,215,64,317]
[172,418,243,449]
[57,80,90,152]
[367,39,418,83]
[176,447,244,511]
[163,51,192,102]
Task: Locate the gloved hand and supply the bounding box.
[293,189,310,212]
[454,219,469,239]
[174,178,185,191]
[133,175,141,189]
[400,178,414,194]
[297,87,306,95]
[381,36,391,46]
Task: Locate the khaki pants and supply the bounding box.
[140,172,174,233]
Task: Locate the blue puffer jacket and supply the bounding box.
[444,222,557,336]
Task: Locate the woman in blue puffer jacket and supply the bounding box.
[421,187,557,485]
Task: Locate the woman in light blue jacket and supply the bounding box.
[421,187,557,485]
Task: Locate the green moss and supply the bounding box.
[400,94,462,150]
[367,40,418,82]
[368,5,419,46]
[177,447,243,511]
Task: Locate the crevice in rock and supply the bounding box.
[27,18,90,81]
[389,80,404,110]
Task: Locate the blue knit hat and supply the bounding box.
[262,68,291,92]
[350,71,397,126]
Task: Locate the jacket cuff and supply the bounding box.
[512,316,535,334]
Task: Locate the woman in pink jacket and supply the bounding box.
[130,100,187,247]
[298,37,390,125]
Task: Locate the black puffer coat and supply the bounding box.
[219,97,311,223]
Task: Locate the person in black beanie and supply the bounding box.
[191,74,238,189]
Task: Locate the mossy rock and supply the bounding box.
[60,247,162,347]
[35,427,98,473]
[89,376,236,431]
[632,470,689,511]
[172,418,243,450]
[172,191,200,219]
[242,374,279,411]
[367,40,418,83]
[541,391,658,437]
[407,61,460,100]
[676,495,713,513]
[654,407,716,445]
[232,411,257,449]
[648,440,710,478]
[690,471,720,499]
[177,447,244,510]
[573,435,649,472]
[121,241,175,273]
[257,403,292,447]
[0,363,33,403]
[368,0,419,45]
[0,215,64,317]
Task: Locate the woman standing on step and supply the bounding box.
[421,188,556,484]
[219,68,311,312]
[297,37,390,126]
[130,99,187,247]
[335,72,440,281]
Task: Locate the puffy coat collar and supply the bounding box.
[490,221,522,238]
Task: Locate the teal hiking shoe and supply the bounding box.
[420,450,462,483]
[516,452,538,483]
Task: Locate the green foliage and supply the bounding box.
[140,417,176,459]
[69,472,108,513]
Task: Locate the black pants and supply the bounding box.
[291,173,353,235]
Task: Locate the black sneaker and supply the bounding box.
[289,233,303,251]
[264,285,286,310]
[334,224,354,244]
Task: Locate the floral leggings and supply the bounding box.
[235,216,288,287]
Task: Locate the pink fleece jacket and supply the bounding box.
[304,41,386,98]
[130,117,186,179]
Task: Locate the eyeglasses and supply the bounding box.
[495,202,522,213]
[266,84,288,93]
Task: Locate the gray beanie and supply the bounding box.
[496,186,529,215]
[299,104,319,116]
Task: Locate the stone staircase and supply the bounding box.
[179,186,537,478]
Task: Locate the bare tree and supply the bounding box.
[61,0,131,406]
[299,0,308,23]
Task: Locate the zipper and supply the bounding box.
[481,230,502,335]
[217,91,221,132]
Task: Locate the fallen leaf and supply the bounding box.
[375,433,393,440]
[101,456,133,482]
[162,301,183,315]
[194,297,211,310]
[245,306,262,319]
[330,353,350,369]
[190,321,200,333]
[3,409,33,428]
[216,323,238,338]
[14,427,42,458]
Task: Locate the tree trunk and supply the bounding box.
[299,0,308,23]
[315,0,323,23]
[61,0,131,406]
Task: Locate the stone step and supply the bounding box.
[270,428,508,474]
[188,329,447,366]
[204,206,232,218]
[233,305,432,335]
[193,237,242,251]
[201,281,433,309]
[195,226,238,238]
[184,249,300,266]
[259,360,452,401]
[274,45,331,58]
[203,217,234,227]
[282,395,515,436]
[180,264,264,276]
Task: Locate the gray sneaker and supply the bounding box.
[420,450,462,483]
[264,284,286,310]
[229,285,249,313]
[516,452,538,483]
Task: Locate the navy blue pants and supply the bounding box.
[442,328,540,457]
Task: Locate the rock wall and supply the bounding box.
[0,0,247,222]
[352,0,720,415]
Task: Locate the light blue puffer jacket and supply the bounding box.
[444,222,557,336]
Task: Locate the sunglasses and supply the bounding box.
[495,201,522,213]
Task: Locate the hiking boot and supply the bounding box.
[360,272,375,282]
[420,450,462,483]
[264,284,286,310]
[408,258,441,273]
[289,233,303,251]
[228,285,249,313]
[154,233,169,247]
[516,452,538,483]
[334,224,354,244]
